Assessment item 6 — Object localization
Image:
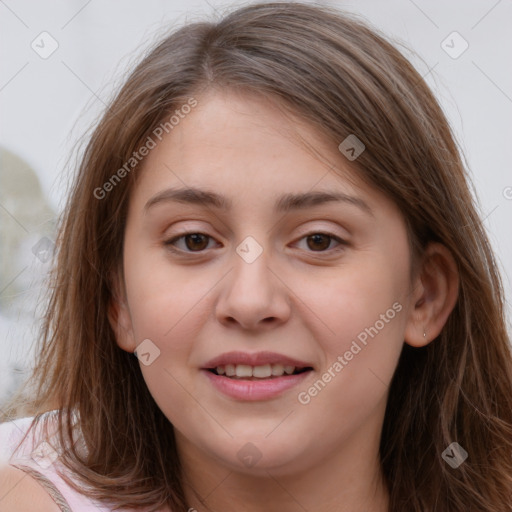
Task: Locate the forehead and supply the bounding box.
[129,90,390,217]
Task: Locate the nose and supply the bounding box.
[215,245,291,331]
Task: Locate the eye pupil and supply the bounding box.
[185,233,209,251]
[307,234,331,251]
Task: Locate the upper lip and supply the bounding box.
[202,351,313,370]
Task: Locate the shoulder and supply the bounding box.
[0,462,62,512]
[0,411,114,512]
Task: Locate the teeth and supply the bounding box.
[252,364,272,378]
[235,365,253,378]
[213,364,300,378]
[271,364,284,376]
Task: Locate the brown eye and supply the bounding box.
[183,233,210,251]
[295,232,346,254]
[306,233,332,251]
[164,232,215,253]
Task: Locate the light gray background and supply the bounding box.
[1,0,511,408]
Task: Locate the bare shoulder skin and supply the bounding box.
[0,463,62,512]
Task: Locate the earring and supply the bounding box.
[423,330,427,338]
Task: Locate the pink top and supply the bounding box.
[0,410,163,512]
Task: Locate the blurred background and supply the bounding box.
[1,0,511,412]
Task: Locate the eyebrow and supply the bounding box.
[144,186,373,216]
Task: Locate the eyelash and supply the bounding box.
[163,231,347,255]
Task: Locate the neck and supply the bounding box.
[184,463,389,512]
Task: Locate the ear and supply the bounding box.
[107,268,136,353]
[404,242,459,347]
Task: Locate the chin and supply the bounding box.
[208,437,313,476]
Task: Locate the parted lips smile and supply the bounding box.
[201,351,314,400]
[202,351,314,379]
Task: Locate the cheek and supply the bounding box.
[122,249,214,422]
[124,271,208,374]
[297,254,407,350]
[127,291,208,433]
[123,237,208,340]
[293,251,407,403]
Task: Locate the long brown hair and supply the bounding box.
[3,2,512,511]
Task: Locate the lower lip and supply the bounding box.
[202,370,312,401]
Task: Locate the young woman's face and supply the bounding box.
[116,89,415,476]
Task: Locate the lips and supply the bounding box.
[202,351,313,371]
[200,351,314,400]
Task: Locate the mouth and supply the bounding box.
[200,352,315,401]
[206,364,313,380]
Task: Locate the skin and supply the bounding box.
[110,89,459,512]
[0,464,62,512]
